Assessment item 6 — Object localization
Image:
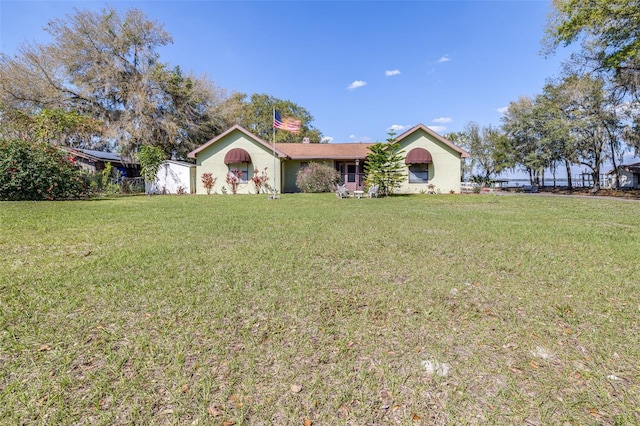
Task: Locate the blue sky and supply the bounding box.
[1,0,571,145]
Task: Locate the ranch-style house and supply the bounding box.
[187,124,469,195]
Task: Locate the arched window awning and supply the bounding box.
[405,147,433,164]
[224,148,252,164]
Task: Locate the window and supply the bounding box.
[409,164,428,183]
[228,163,249,183]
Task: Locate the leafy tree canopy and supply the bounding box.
[237,93,323,143]
[0,8,325,160]
[0,107,102,146]
[456,122,512,184]
[0,8,244,158]
[545,0,640,71]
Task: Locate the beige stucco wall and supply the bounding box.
[194,131,283,195]
[282,160,304,193]
[397,130,462,194]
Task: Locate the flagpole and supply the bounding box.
[272,108,277,199]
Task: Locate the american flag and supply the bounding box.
[274,110,302,134]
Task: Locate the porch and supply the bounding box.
[335,160,365,192]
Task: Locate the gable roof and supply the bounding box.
[276,124,469,160]
[396,124,469,158]
[187,123,469,160]
[187,124,289,159]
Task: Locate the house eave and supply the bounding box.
[188,125,288,159]
[396,123,469,158]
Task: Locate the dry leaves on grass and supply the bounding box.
[207,405,223,417]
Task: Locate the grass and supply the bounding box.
[1,193,639,425]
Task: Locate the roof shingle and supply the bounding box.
[274,143,373,160]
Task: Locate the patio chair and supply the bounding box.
[335,184,349,198]
[368,184,379,198]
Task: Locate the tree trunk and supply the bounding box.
[591,167,601,192]
[610,146,620,190]
[591,178,600,192]
[565,160,573,189]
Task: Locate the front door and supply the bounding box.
[337,161,362,191]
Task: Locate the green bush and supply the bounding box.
[0,139,88,200]
[295,162,340,193]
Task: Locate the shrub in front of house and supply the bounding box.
[0,139,88,201]
[225,169,243,194]
[201,172,216,195]
[295,162,340,193]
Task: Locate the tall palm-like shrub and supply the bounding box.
[364,131,406,196]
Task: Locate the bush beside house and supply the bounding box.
[0,139,88,201]
[295,162,340,193]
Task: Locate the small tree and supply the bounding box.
[364,131,406,196]
[101,161,122,195]
[136,145,166,194]
[201,172,216,195]
[295,162,340,193]
[461,122,512,185]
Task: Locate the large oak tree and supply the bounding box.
[0,7,241,158]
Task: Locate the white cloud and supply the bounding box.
[437,55,450,63]
[428,125,447,133]
[349,134,371,142]
[497,106,508,114]
[433,117,452,124]
[347,80,367,90]
[320,136,333,144]
[385,69,401,76]
[389,124,408,132]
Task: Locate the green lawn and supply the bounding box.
[1,194,639,425]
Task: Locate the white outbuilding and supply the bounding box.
[607,162,640,189]
[152,160,196,194]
